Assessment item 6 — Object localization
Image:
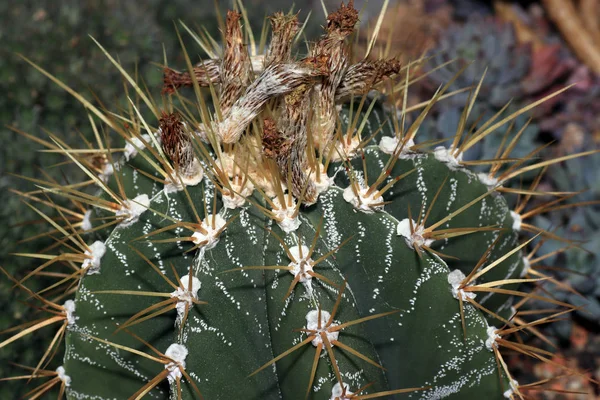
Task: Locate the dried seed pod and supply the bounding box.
[265,12,299,66]
[162,59,221,94]
[219,58,328,144]
[220,11,253,115]
[160,112,203,185]
[335,58,402,101]
[310,1,359,150]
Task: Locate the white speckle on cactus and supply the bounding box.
[222,179,254,209]
[288,245,314,293]
[520,256,530,278]
[510,211,522,232]
[272,197,301,233]
[330,382,353,400]
[82,240,106,274]
[305,310,339,347]
[485,326,500,351]
[81,209,93,232]
[379,136,416,159]
[63,300,77,326]
[192,214,226,250]
[433,146,463,170]
[164,343,188,383]
[310,169,333,196]
[171,275,201,322]
[343,185,383,214]
[448,269,476,301]
[56,366,71,387]
[503,378,519,398]
[124,133,152,161]
[397,218,434,249]
[116,194,150,227]
[98,162,114,183]
[477,173,499,189]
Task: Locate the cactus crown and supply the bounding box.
[3,2,597,399]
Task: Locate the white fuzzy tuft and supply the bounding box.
[222,180,254,209]
[170,275,201,323]
[510,211,522,232]
[63,300,77,326]
[272,197,301,233]
[330,382,353,400]
[520,256,531,278]
[82,241,106,275]
[397,218,434,250]
[379,136,416,159]
[448,269,476,301]
[477,172,499,189]
[503,378,519,398]
[485,325,500,351]
[343,185,384,214]
[124,133,152,161]
[116,194,150,227]
[99,162,114,183]
[305,310,339,347]
[163,159,204,193]
[330,136,361,162]
[433,146,463,170]
[191,214,226,250]
[288,245,314,294]
[56,366,71,387]
[81,209,93,232]
[164,344,188,383]
[310,169,333,196]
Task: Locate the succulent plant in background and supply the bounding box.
[2,1,598,399]
[418,13,579,165]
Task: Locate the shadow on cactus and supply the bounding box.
[2,2,598,399]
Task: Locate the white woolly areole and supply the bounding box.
[81,209,93,232]
[305,310,339,347]
[116,194,150,227]
[99,162,114,183]
[163,159,204,193]
[164,343,188,383]
[343,185,384,214]
[477,173,500,189]
[448,269,476,301]
[309,169,333,196]
[520,256,531,278]
[288,245,314,292]
[191,214,226,250]
[124,133,152,161]
[271,197,301,233]
[503,378,519,398]
[433,146,463,170]
[397,219,434,249]
[170,274,201,322]
[330,382,353,400]
[82,240,106,274]
[485,325,501,350]
[62,300,77,326]
[510,211,522,232]
[222,179,254,209]
[56,366,71,387]
[378,136,416,159]
[331,136,361,162]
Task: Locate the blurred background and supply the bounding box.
[1,0,599,398]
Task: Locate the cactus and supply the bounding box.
[2,2,598,399]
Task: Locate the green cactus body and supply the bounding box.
[63,143,510,399]
[4,2,592,400]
